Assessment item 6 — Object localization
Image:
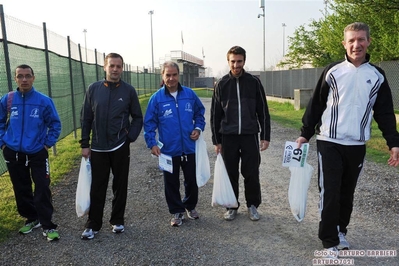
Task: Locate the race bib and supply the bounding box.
[282,141,309,167]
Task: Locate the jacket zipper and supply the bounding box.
[236,78,242,134]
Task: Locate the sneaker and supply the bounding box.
[248,205,260,221]
[338,232,350,250]
[81,228,98,240]
[224,209,237,221]
[323,246,339,259]
[171,213,184,227]
[19,220,41,234]
[112,224,125,233]
[42,229,60,241]
[186,209,199,220]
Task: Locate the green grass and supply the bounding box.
[0,90,395,242]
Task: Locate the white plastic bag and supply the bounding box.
[288,162,313,222]
[76,157,92,217]
[212,154,238,208]
[195,133,211,187]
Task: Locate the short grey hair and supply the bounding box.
[161,61,180,74]
[344,22,370,40]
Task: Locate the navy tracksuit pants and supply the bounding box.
[163,153,198,214]
[4,146,57,230]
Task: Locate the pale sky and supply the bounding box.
[1,0,326,77]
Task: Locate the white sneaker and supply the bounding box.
[81,228,98,240]
[337,232,350,250]
[112,224,125,233]
[323,246,339,259]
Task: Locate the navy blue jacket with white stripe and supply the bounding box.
[300,54,399,149]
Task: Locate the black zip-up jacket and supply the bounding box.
[80,80,143,150]
[211,70,270,145]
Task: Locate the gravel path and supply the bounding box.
[0,98,398,266]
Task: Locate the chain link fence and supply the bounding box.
[0,7,161,181]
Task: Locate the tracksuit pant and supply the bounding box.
[221,134,262,209]
[317,140,365,248]
[85,141,130,231]
[163,153,198,214]
[4,147,57,230]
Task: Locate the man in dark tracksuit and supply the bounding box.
[296,22,399,256]
[80,53,143,240]
[211,46,271,221]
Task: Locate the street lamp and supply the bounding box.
[258,0,265,71]
[282,23,286,57]
[148,10,154,73]
[83,29,88,62]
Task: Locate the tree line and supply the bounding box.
[279,0,399,69]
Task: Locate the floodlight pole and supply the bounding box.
[258,1,266,71]
[282,23,286,57]
[149,10,154,73]
[83,29,88,62]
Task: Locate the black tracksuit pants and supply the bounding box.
[317,140,365,248]
[4,147,57,230]
[85,142,130,231]
[163,153,198,214]
[221,134,262,209]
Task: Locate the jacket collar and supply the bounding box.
[345,53,370,66]
[16,86,35,97]
[163,83,183,95]
[228,69,246,79]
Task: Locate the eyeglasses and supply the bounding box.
[16,75,33,80]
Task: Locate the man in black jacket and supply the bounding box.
[79,53,143,240]
[210,46,271,221]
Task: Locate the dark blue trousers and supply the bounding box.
[163,153,198,214]
[4,147,57,230]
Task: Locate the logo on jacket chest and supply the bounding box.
[163,109,173,118]
[30,108,40,118]
[185,103,193,112]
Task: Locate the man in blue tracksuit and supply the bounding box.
[0,64,61,241]
[144,61,206,227]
